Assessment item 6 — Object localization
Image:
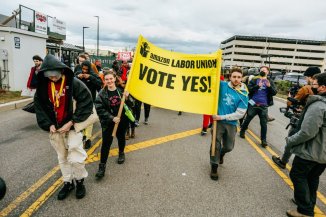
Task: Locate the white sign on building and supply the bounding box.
[48,17,66,38]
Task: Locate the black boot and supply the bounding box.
[117,152,125,164]
[75,178,86,199]
[95,163,106,179]
[239,130,245,139]
[57,181,75,200]
[130,128,135,138]
[210,164,218,181]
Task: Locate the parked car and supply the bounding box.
[247,67,259,76]
[274,72,307,85]
[269,71,283,80]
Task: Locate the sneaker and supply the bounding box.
[84,139,91,149]
[135,120,140,127]
[75,179,86,199]
[117,153,125,164]
[286,209,312,217]
[144,119,149,125]
[239,130,245,139]
[210,164,218,181]
[178,111,182,115]
[219,154,225,164]
[268,117,275,122]
[272,155,286,169]
[57,182,75,200]
[261,140,268,148]
[201,128,207,136]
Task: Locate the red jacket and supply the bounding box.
[27,67,38,89]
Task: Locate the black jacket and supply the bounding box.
[75,61,102,101]
[247,76,277,106]
[34,54,93,131]
[94,87,134,128]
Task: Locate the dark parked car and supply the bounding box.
[269,71,283,80]
[274,72,307,85]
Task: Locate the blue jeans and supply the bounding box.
[290,156,326,216]
[240,105,268,141]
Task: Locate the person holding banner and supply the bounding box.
[210,67,249,180]
[94,71,134,179]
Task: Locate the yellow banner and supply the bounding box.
[126,35,222,115]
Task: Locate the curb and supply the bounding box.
[0,98,33,112]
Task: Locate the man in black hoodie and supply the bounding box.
[34,54,93,200]
[76,60,102,149]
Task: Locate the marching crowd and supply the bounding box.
[13,53,326,216]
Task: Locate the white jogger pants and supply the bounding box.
[49,130,88,182]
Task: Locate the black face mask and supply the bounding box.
[259,71,266,77]
[311,87,318,95]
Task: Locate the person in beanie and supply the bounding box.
[272,66,321,169]
[34,54,93,200]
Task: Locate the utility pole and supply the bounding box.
[82,26,89,52]
[94,16,99,57]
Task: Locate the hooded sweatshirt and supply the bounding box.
[287,94,326,163]
[218,81,249,126]
[76,60,102,101]
[34,54,93,131]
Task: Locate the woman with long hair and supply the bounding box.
[94,71,134,179]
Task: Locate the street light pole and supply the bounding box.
[94,16,99,57]
[82,26,89,52]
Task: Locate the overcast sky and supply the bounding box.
[2,0,326,54]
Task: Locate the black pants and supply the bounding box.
[100,116,129,164]
[240,105,268,141]
[134,99,151,121]
[289,156,326,216]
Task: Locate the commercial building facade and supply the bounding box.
[221,35,326,73]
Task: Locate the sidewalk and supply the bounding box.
[0,98,33,112]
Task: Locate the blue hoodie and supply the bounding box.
[218,81,249,126]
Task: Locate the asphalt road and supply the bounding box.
[0,98,325,217]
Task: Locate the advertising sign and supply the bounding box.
[117,52,132,61]
[48,17,66,40]
[35,11,48,34]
